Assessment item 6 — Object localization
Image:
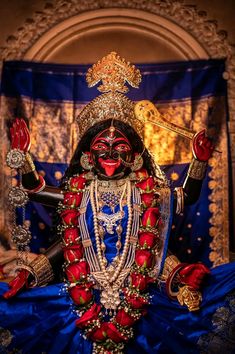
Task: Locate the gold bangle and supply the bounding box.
[161,255,181,281]
[29,254,54,286]
[20,152,36,174]
[187,158,207,180]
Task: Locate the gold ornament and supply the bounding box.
[134,100,195,140]
[135,100,221,153]
[6,149,26,169]
[76,52,144,139]
[80,153,93,170]
[86,51,141,93]
[20,152,36,174]
[177,285,202,311]
[131,154,144,171]
[187,158,208,180]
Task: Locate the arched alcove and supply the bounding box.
[0,0,234,263]
[23,9,208,63]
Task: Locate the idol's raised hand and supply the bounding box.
[10,118,31,152]
[192,129,214,161]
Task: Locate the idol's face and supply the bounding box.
[90,127,133,179]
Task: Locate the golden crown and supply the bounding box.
[76,52,144,138]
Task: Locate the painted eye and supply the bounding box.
[91,143,108,151]
[115,144,130,152]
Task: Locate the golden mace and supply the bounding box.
[134,100,221,153]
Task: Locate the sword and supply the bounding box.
[134,100,221,153]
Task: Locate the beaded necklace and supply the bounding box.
[59,171,163,354]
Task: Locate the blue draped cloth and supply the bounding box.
[0,58,230,266]
[1,262,235,353]
[0,59,234,353]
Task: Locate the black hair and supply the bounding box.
[61,119,157,184]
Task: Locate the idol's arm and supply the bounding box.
[173,129,214,213]
[24,239,64,286]
[164,130,214,310]
[173,158,208,213]
[183,156,208,205]
[22,165,64,207]
[9,118,64,207]
[3,240,64,299]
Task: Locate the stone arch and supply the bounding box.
[0,0,234,262]
[23,9,208,62]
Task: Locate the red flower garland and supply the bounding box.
[58,171,162,353]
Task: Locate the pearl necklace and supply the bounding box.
[90,178,132,284]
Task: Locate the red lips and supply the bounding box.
[98,158,121,176]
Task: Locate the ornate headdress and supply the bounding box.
[76,52,144,138]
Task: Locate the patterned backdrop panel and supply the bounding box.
[0,59,229,266]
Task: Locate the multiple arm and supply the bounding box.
[164,130,214,310]
[4,119,213,308]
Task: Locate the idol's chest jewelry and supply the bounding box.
[97,181,127,211]
[78,177,141,312]
[96,179,127,236]
[97,210,124,235]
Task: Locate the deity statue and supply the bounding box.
[1,53,235,354]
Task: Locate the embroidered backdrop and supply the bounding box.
[0,59,230,266]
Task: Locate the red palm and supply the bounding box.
[10,118,31,152]
[192,129,214,162]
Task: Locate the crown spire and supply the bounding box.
[86,52,142,93]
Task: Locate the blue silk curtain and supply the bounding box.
[0,59,230,267]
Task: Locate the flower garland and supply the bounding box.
[57,169,163,354]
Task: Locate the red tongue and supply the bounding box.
[103,165,116,176]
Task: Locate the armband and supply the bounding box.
[28,254,54,287]
[187,158,207,180]
[20,152,36,174]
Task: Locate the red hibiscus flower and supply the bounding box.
[142,207,160,228]
[69,176,86,192]
[63,192,83,208]
[141,192,157,208]
[75,303,101,328]
[136,177,155,192]
[69,283,93,305]
[138,231,160,249]
[61,209,79,226]
[65,261,90,282]
[115,308,136,327]
[123,289,148,309]
[63,228,80,245]
[130,272,153,291]
[63,244,84,263]
[135,249,155,269]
